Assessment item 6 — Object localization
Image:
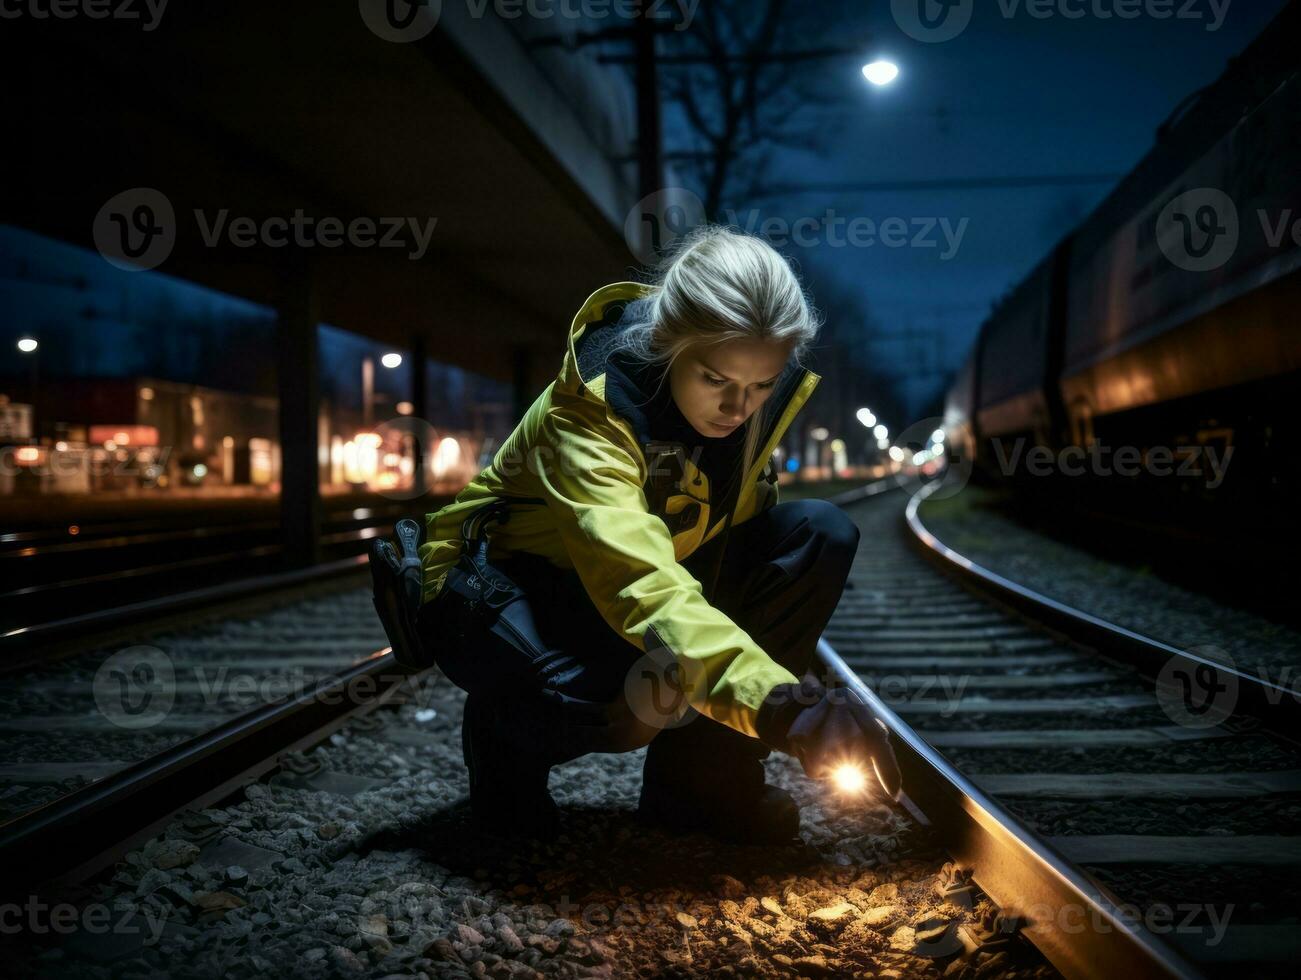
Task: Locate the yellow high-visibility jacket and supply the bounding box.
[418,281,822,737]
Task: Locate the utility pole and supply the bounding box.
[633,0,662,200]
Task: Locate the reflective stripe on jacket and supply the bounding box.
[418,281,822,737]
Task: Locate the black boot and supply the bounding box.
[462,693,560,840]
[636,714,801,845]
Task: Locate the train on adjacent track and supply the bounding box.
[943,4,1300,531]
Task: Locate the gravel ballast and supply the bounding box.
[4,669,1056,979]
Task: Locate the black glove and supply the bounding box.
[756,677,902,800]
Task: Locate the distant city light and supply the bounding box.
[396,401,414,416]
[17,337,38,353]
[140,387,155,401]
[811,427,830,441]
[856,408,877,428]
[192,463,208,478]
[873,424,888,440]
[889,446,905,462]
[381,352,403,369]
[876,437,890,449]
[829,438,846,453]
[862,60,899,86]
[932,429,946,443]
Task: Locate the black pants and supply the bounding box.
[418,498,860,765]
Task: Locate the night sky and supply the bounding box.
[1,0,1288,419]
[739,0,1288,413]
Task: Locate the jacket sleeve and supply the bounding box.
[530,404,799,738]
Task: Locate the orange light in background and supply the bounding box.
[68,525,80,536]
[89,425,159,447]
[15,447,40,464]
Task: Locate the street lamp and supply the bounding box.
[862,60,899,87]
[17,336,39,444]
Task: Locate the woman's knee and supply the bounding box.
[781,499,860,562]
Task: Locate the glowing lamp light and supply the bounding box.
[873,424,888,440]
[862,60,899,87]
[17,337,38,353]
[832,763,868,794]
[931,429,946,444]
[381,352,403,369]
[856,408,877,428]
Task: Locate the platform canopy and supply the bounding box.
[2,1,637,393]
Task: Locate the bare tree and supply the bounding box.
[660,0,866,218]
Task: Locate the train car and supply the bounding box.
[949,2,1300,525]
[969,245,1072,484]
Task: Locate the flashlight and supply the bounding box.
[831,762,868,794]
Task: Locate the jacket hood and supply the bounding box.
[562,282,819,457]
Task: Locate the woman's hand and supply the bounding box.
[757,677,902,800]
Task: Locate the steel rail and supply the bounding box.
[903,478,1298,734]
[817,636,1201,980]
[0,646,417,899]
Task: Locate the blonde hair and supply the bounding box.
[612,224,822,500]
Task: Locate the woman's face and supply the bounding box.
[669,336,794,439]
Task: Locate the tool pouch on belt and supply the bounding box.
[436,496,573,685]
[370,518,433,671]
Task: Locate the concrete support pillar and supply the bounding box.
[410,332,429,500]
[276,276,322,568]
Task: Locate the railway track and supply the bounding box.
[1,496,424,645]
[814,478,1301,979]
[3,477,1294,978]
[0,568,409,892]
